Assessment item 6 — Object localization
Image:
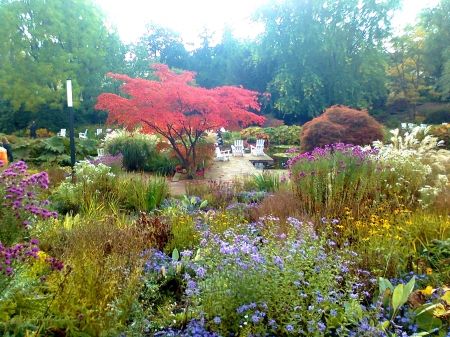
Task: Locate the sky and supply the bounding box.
[94,0,441,47]
[95,0,269,47]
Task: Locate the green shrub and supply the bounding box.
[104,128,158,171]
[265,125,302,145]
[423,108,450,124]
[145,152,177,176]
[50,161,118,214]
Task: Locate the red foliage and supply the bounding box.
[300,105,384,153]
[95,64,266,173]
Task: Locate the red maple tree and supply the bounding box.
[95,64,266,174]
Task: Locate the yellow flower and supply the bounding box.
[426,268,433,275]
[420,286,434,296]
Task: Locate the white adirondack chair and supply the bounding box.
[57,129,66,137]
[231,140,245,156]
[79,129,88,139]
[214,147,230,161]
[97,148,105,157]
[96,128,103,136]
[250,139,265,156]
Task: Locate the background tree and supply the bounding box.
[95,64,266,175]
[387,26,432,121]
[0,0,125,132]
[420,0,450,101]
[189,28,222,88]
[253,0,400,124]
[140,22,190,70]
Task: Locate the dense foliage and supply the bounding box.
[2,0,450,134]
[300,105,384,153]
[1,125,450,335]
[0,0,125,132]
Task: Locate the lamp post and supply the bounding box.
[67,79,76,180]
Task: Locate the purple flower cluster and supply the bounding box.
[89,152,123,168]
[154,318,221,337]
[142,249,173,274]
[0,239,40,276]
[286,143,377,170]
[45,256,64,271]
[236,190,270,203]
[1,161,57,243]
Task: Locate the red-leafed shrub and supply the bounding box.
[300,105,383,153]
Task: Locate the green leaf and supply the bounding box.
[415,303,439,317]
[379,320,390,331]
[392,284,404,312]
[379,277,394,294]
[414,308,442,332]
[199,200,208,209]
[172,248,179,262]
[194,249,202,261]
[402,276,416,304]
[441,291,450,305]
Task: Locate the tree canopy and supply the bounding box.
[0,0,124,131]
[95,64,266,174]
[1,0,450,133]
[253,0,400,124]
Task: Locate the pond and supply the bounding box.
[252,145,299,170]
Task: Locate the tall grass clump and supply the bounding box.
[118,173,169,212]
[185,180,238,209]
[373,127,450,208]
[251,170,282,193]
[104,128,159,171]
[287,143,380,218]
[249,190,304,227]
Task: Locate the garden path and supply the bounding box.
[169,153,287,196]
